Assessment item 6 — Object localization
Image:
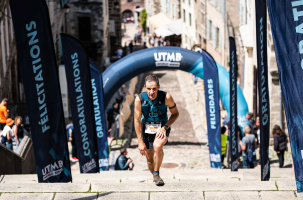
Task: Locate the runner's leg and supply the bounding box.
[145,149,154,173]
[153,136,168,171]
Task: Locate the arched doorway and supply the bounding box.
[122,9,133,23]
[102,47,249,127]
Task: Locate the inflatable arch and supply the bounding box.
[102,47,249,128]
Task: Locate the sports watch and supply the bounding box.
[163,125,169,131]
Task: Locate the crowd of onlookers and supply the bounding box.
[221,112,288,169]
[0,98,28,152]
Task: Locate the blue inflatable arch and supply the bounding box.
[102,47,249,128]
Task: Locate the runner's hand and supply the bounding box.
[156,128,166,139]
[138,141,146,156]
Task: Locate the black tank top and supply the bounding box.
[16,125,24,138]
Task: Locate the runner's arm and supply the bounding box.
[164,92,179,128]
[134,96,146,155]
[134,96,143,141]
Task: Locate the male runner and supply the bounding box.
[134,75,179,186]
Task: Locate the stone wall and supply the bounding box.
[67,0,108,69]
[109,0,122,48]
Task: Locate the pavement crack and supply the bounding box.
[275,181,279,190]
[52,193,56,200]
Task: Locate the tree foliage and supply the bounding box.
[140,9,147,32]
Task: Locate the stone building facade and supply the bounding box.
[108,0,122,49]
[121,0,144,19]
[145,0,161,17]
[66,0,110,70]
[236,0,286,132]
[0,0,22,105]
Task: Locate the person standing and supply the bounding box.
[239,126,255,168]
[129,41,133,53]
[134,75,179,186]
[12,116,25,151]
[273,125,288,168]
[221,126,228,167]
[107,102,119,131]
[0,98,9,130]
[114,148,134,170]
[68,124,78,161]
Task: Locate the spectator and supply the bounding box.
[115,85,129,106]
[221,126,228,167]
[129,41,133,53]
[68,123,78,161]
[273,125,288,168]
[134,34,138,44]
[0,118,15,150]
[12,116,25,151]
[115,148,134,170]
[107,102,119,131]
[246,112,258,141]
[239,126,255,168]
[158,36,162,46]
[150,37,155,47]
[0,98,9,130]
[117,47,123,58]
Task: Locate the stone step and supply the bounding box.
[1,168,295,183]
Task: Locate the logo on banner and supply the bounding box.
[210,153,221,162]
[82,158,97,173]
[262,160,270,179]
[207,79,216,129]
[99,158,109,167]
[154,52,182,67]
[91,79,104,138]
[42,160,64,181]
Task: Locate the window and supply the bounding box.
[216,27,220,49]
[189,0,191,6]
[189,13,192,26]
[183,9,186,22]
[78,17,91,41]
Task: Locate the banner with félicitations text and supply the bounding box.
[256,0,270,181]
[89,59,109,171]
[229,37,239,171]
[203,50,222,169]
[9,0,72,182]
[267,0,303,191]
[61,34,99,173]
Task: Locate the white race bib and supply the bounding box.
[145,123,161,134]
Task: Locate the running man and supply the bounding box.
[134,75,179,186]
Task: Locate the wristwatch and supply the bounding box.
[163,125,169,131]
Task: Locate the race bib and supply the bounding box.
[145,123,161,134]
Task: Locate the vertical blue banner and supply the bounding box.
[9,0,72,182]
[229,37,239,171]
[267,0,303,191]
[203,51,221,168]
[256,0,270,181]
[61,34,99,173]
[90,60,109,171]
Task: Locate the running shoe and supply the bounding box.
[153,173,164,186]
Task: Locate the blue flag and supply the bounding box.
[256,0,270,181]
[61,34,99,173]
[229,37,239,171]
[267,0,303,191]
[9,0,72,182]
[90,60,109,171]
[203,50,221,169]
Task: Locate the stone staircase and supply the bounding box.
[0,167,300,200]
